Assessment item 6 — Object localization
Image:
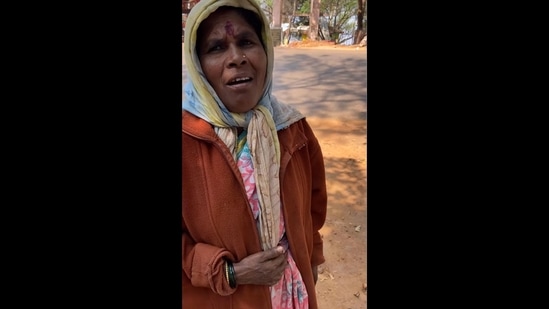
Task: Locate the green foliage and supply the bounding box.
[298,0,310,14]
[256,0,365,42]
[321,0,357,32]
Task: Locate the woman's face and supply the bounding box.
[197,9,267,113]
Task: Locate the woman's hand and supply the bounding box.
[233,246,287,286]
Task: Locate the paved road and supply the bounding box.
[271,47,367,122]
[183,46,367,122]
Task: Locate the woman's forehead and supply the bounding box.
[202,9,252,32]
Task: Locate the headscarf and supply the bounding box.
[183,0,304,251]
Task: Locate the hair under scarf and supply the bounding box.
[183,0,304,251]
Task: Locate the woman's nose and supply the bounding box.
[226,45,247,67]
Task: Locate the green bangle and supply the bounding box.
[226,259,237,288]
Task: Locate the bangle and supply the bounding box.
[225,259,237,288]
[224,262,230,285]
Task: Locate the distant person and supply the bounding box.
[182,0,328,308]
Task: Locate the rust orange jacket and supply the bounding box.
[182,111,327,308]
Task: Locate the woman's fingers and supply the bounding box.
[233,247,288,286]
[261,246,285,261]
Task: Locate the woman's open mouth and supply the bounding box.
[227,76,253,86]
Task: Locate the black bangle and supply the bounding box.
[226,259,237,288]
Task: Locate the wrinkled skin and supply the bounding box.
[233,247,318,286]
[197,9,267,113]
[233,246,288,285]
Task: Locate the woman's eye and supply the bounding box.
[209,45,222,52]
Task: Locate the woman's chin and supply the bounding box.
[224,101,259,114]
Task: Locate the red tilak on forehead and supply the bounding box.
[224,21,234,36]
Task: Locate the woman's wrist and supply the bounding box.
[232,262,247,285]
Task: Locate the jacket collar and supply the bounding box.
[183,111,309,155]
[182,111,217,142]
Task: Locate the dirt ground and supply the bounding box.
[307,117,367,309]
[286,39,366,50]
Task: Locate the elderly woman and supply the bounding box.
[182,0,328,308]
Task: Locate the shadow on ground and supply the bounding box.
[273,50,367,121]
[316,153,367,309]
[306,116,367,308]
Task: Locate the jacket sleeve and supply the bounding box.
[303,120,328,266]
[182,220,237,295]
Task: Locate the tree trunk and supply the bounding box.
[273,0,282,27]
[309,0,320,40]
[355,0,365,44]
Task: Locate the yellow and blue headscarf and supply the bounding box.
[182,0,303,131]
